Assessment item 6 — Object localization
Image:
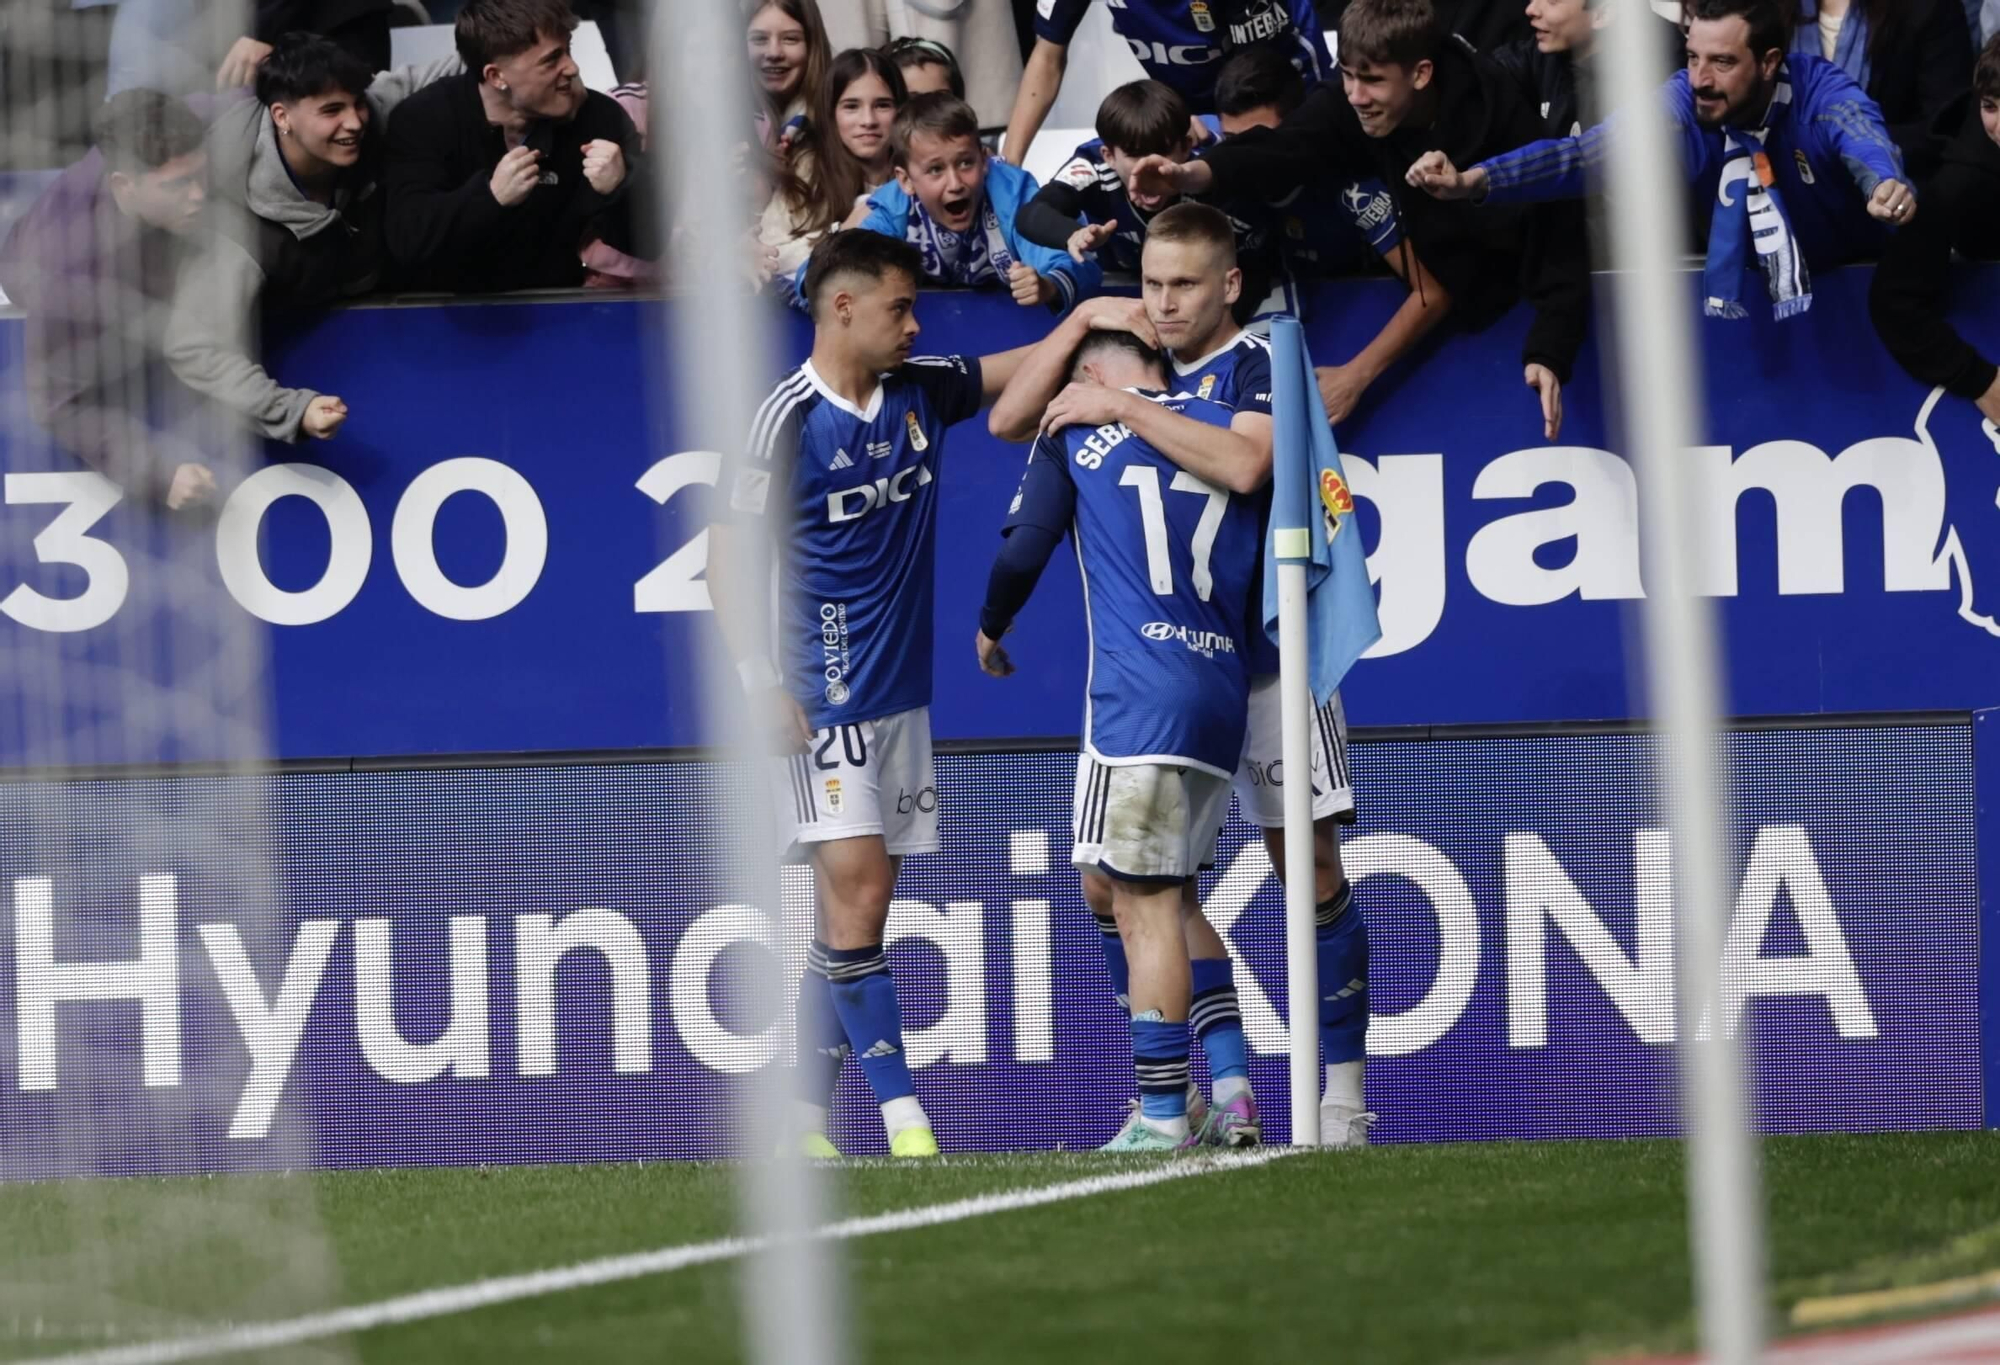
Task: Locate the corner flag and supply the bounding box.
[1262,317,1381,703]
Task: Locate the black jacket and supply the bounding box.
[1868,94,2000,401]
[1194,34,1589,381]
[1848,0,1975,180]
[1488,14,1688,138]
[383,72,649,293]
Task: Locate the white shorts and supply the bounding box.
[1232,675,1356,829]
[1071,754,1232,883]
[775,706,938,858]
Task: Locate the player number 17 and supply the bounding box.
[1120,466,1227,602]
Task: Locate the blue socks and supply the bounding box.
[1093,910,1130,1010]
[1189,956,1249,1098]
[822,942,916,1105]
[1317,883,1369,1065]
[797,944,852,1105]
[1131,1014,1191,1123]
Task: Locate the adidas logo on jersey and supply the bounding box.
[861,1039,901,1059]
[830,448,855,470]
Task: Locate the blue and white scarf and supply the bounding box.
[1705,75,1811,321]
[906,196,1016,289]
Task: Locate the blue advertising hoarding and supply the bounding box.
[0,721,1974,1177]
[2,266,2000,765]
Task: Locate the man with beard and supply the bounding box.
[1409,0,1914,322]
[383,0,650,293]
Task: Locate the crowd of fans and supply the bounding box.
[4,0,2000,510]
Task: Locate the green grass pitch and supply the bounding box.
[0,1131,1995,1363]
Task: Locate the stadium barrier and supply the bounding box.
[0,268,1992,1168]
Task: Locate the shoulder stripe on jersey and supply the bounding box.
[749,370,813,465]
[748,368,810,460]
[904,355,964,368]
[1239,333,1272,352]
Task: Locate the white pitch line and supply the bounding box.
[24,1149,1297,1365]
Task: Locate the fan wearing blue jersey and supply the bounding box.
[1014,79,1287,322]
[708,229,1025,1160]
[1002,0,1328,168]
[991,203,1373,1148]
[977,329,1262,1152]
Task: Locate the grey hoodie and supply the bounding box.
[165,56,457,441]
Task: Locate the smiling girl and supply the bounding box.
[759,48,910,278]
[747,0,832,150]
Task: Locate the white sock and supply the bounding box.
[1213,1074,1252,1106]
[881,1094,929,1137]
[1140,1113,1190,1140]
[794,1100,830,1136]
[1322,1061,1364,1111]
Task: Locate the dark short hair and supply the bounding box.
[1094,80,1190,158]
[1979,32,2000,103]
[881,35,965,100]
[255,32,373,106]
[91,89,206,175]
[1337,0,1442,69]
[1683,0,1790,61]
[1071,329,1166,383]
[803,229,923,319]
[1144,201,1238,268]
[889,91,980,166]
[1214,45,1307,120]
[455,0,578,72]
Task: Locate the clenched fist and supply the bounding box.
[1868,179,1916,225]
[1009,262,1055,308]
[166,463,217,511]
[582,139,627,195]
[491,146,543,207]
[302,395,348,440]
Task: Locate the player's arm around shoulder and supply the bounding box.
[985,296,1156,442]
[1116,392,1269,495]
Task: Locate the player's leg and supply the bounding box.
[1080,760,1232,1151]
[1085,864,1213,1134]
[788,711,941,1156]
[814,833,936,1153]
[1265,818,1371,1145]
[1184,885,1257,1145]
[1079,866,1131,1010]
[1115,875,1196,1146]
[1236,682,1373,1147]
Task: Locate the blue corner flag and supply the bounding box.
[1262,317,1382,705]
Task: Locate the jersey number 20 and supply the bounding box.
[1120,466,1228,602]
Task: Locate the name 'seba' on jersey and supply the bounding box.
[1035,0,1325,107]
[1005,390,1262,776]
[726,355,984,730]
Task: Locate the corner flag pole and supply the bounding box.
[1269,352,1320,1150]
[1598,8,1767,1360]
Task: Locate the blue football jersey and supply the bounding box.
[1047,138,1283,281]
[1004,390,1260,776]
[1167,331,1281,678]
[1036,0,1326,111]
[724,355,984,728]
